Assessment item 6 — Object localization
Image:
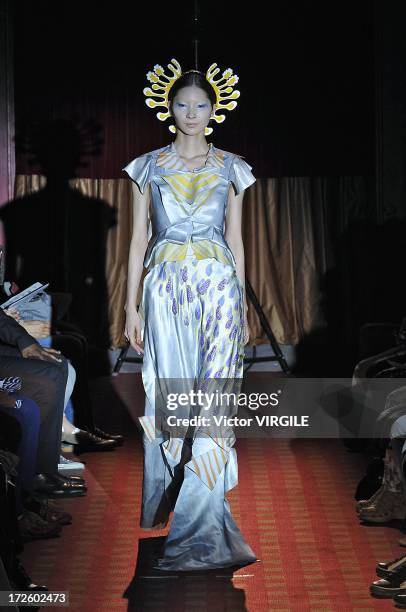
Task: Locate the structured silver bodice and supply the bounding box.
[123,143,256,269]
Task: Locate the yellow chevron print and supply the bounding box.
[138,416,158,441]
[163,173,220,206]
[162,437,183,461]
[150,239,234,267]
[148,143,233,269]
[187,447,228,490]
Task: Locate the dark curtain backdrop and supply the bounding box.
[9,1,380,370]
[13,174,372,358]
[13,1,374,179]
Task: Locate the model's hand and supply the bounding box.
[243,312,250,345]
[21,343,63,363]
[124,309,144,355]
[243,303,250,345]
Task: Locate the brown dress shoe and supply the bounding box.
[18,510,62,542]
[358,489,405,523]
[26,497,73,526]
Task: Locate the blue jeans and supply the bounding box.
[0,396,40,513]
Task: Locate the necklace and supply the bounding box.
[173,143,211,172]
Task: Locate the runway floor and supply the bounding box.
[21,372,401,611]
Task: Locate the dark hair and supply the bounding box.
[168,70,216,106]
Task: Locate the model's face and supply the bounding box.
[170,86,213,135]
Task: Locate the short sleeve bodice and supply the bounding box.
[122,143,256,270]
[122,154,154,195]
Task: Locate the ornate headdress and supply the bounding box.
[143,58,240,135]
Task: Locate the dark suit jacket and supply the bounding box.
[0,309,38,353]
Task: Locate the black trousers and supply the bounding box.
[0,346,68,474]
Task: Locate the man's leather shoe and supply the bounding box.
[18,510,62,542]
[25,496,73,526]
[10,559,48,591]
[33,473,87,498]
[52,472,85,485]
[90,426,124,445]
[370,578,406,598]
[73,430,119,454]
[376,554,406,579]
[393,593,406,608]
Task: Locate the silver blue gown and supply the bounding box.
[123,142,257,571]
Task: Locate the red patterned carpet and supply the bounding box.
[21,373,402,611]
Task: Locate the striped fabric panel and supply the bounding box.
[190,241,234,266]
[210,149,225,168]
[150,240,234,267]
[156,150,184,170]
[211,433,236,452]
[162,437,183,462]
[186,446,229,490]
[138,416,158,442]
[163,173,220,206]
[150,242,190,265]
[156,145,225,171]
[191,182,221,212]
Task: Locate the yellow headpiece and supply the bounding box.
[143,58,240,135]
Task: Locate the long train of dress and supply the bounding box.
[138,254,257,570]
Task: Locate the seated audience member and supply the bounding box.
[367,388,406,601]
[0,397,63,541]
[4,287,123,450]
[0,308,85,498]
[0,378,80,541]
[356,445,405,523]
[53,327,123,448]
[59,358,117,452]
[0,448,48,594]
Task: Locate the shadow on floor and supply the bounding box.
[123,537,248,611]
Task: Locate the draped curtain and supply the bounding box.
[14,174,367,349]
